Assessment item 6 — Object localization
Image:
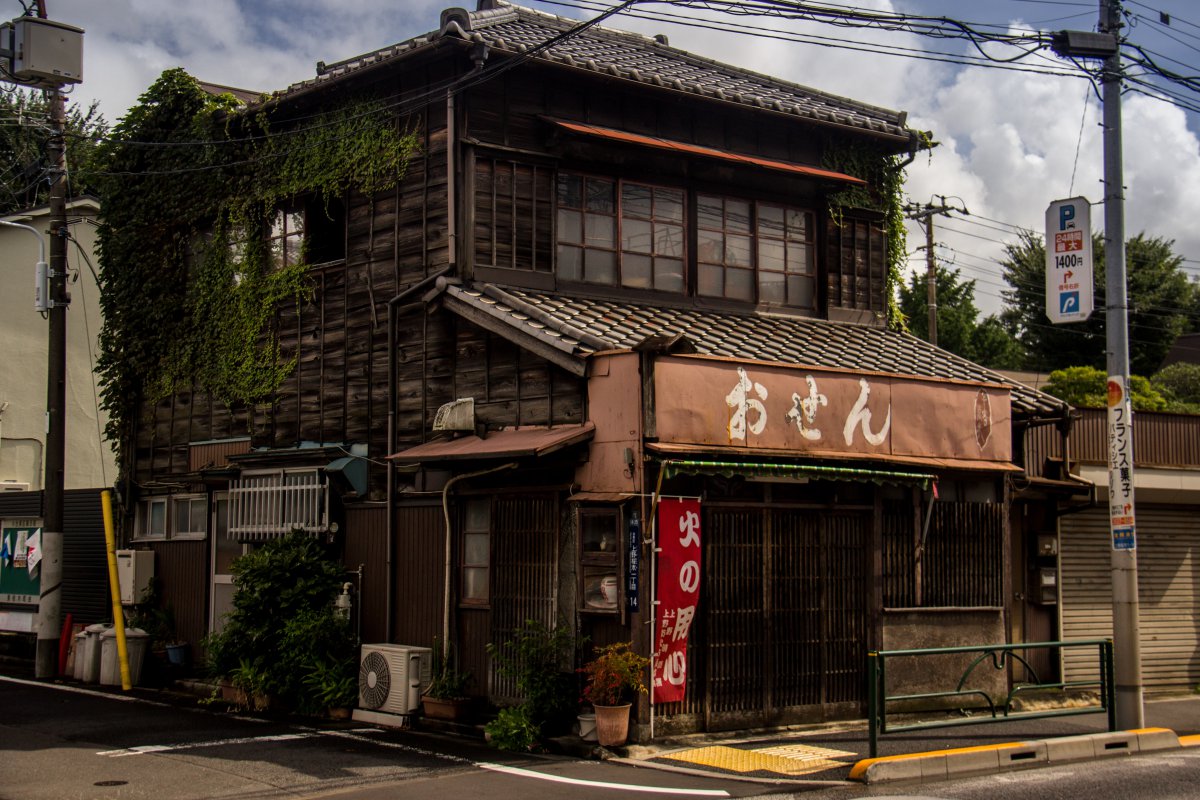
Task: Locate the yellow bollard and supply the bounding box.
[101,490,132,690]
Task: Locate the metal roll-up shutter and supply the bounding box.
[62,489,110,625]
[1060,505,1200,692]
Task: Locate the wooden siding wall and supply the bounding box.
[1024,409,1200,479]
[394,315,585,450]
[342,503,389,645]
[391,503,445,648]
[143,539,208,659]
[132,65,452,492]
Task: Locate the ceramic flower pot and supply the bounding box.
[592,703,631,746]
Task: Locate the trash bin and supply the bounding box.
[99,627,149,686]
[71,631,88,681]
[81,623,111,683]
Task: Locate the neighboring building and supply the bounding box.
[0,197,112,635]
[115,1,1068,734]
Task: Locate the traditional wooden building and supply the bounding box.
[120,1,1069,735]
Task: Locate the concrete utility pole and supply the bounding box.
[903,198,967,347]
[1099,0,1143,729]
[34,83,68,679]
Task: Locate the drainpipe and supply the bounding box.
[439,462,516,663]
[385,268,451,641]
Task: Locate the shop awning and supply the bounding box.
[647,441,1022,474]
[548,118,866,185]
[388,422,595,463]
[660,458,936,488]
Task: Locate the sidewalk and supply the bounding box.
[616,695,1200,785]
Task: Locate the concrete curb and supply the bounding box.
[849,728,1182,784]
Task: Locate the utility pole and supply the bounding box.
[1099,0,1143,729]
[34,81,68,680]
[1051,0,1142,729]
[903,197,967,347]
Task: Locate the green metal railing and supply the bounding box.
[867,639,1115,757]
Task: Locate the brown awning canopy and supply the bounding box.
[389,422,595,463]
[548,118,866,185]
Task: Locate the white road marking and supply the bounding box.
[478,762,731,796]
[98,733,318,756]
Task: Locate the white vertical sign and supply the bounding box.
[1045,197,1094,323]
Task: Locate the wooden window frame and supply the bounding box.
[578,506,621,614]
[460,496,492,608]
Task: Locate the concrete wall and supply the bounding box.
[0,198,116,491]
[881,608,1008,705]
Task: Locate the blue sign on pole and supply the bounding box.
[626,511,640,613]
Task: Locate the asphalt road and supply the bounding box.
[0,673,768,800]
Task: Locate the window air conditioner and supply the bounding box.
[357,644,433,716]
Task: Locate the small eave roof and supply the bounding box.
[264,2,911,143]
[440,282,1068,419]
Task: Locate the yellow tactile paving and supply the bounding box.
[658,743,858,776]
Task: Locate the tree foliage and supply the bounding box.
[1043,366,1166,412]
[95,68,418,445]
[898,264,1023,368]
[0,87,107,212]
[1151,362,1200,414]
[1000,230,1195,375]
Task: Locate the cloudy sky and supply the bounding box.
[22,0,1200,316]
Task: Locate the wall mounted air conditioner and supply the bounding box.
[357,644,432,716]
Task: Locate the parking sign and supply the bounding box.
[1045,197,1094,323]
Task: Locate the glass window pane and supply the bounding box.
[621,218,652,253]
[759,270,785,303]
[584,249,616,284]
[288,211,305,238]
[655,223,683,257]
[726,234,751,267]
[557,174,582,208]
[787,242,813,274]
[758,204,785,237]
[269,211,286,241]
[758,239,785,273]
[698,264,723,297]
[557,209,582,244]
[465,497,489,532]
[190,499,207,533]
[623,253,652,288]
[584,214,614,248]
[585,179,615,214]
[622,183,652,219]
[697,195,723,230]
[464,532,489,565]
[787,208,811,240]
[558,244,582,281]
[285,235,303,268]
[463,567,489,601]
[788,275,815,308]
[656,188,684,223]
[655,258,684,292]
[726,199,751,233]
[727,267,754,301]
[697,229,723,265]
[150,501,166,536]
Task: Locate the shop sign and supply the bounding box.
[653,498,701,704]
[1107,378,1136,550]
[627,511,640,613]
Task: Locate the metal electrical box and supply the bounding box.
[116,550,154,605]
[7,17,83,86]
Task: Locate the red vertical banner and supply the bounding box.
[653,498,701,704]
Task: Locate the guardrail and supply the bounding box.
[867,639,1115,757]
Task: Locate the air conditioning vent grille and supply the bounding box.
[359,650,391,709]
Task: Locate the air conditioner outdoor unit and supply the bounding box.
[357,644,432,716]
[0,481,29,492]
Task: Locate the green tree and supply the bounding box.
[1000,231,1192,375]
[1151,362,1200,414]
[1043,365,1166,411]
[0,87,106,212]
[898,264,1023,367]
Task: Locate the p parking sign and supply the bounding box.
[1045,197,1094,324]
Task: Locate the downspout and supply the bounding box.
[385,268,452,641]
[440,462,517,663]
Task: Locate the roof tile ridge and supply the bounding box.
[477,284,614,351]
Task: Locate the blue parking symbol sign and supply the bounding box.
[1060,291,1080,316]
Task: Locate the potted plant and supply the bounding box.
[580,642,649,746]
[421,643,472,721]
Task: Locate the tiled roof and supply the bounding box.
[443,282,1068,418]
[272,2,911,142]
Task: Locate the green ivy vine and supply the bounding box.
[823,139,912,330]
[95,68,419,445]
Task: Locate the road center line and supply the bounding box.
[478,763,731,796]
